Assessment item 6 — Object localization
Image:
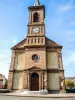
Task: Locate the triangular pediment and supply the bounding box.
[27,66,41,71]
[11,38,27,50]
[46,37,62,48]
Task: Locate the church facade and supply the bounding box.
[8,0,65,93]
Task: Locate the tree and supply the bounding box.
[5,79,8,88]
[65,80,75,89]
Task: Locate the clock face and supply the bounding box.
[32,27,39,33]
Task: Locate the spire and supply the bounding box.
[34,0,40,6]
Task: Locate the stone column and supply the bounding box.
[41,72,44,90]
[8,50,15,90]
[58,50,63,69]
[23,72,28,90]
[8,72,14,90]
[27,72,30,90]
[58,50,65,90]
[39,72,42,90]
[9,50,15,70]
[44,72,47,90]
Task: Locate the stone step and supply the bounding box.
[21,90,48,95]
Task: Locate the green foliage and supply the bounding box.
[65,80,75,89]
[5,79,8,88]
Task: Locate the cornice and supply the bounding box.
[47,69,59,73]
[27,23,45,26]
[28,5,45,10]
[59,69,64,72]
[9,69,60,73]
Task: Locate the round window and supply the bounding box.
[32,54,39,61]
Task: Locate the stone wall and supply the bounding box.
[46,52,59,69]
[48,73,60,90]
[25,48,46,70]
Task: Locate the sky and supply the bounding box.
[0,0,75,78]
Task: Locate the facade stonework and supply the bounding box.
[0,74,7,89]
[8,0,65,93]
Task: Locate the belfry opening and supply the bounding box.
[33,12,39,22]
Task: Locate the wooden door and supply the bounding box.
[31,73,39,91]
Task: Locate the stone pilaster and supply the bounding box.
[23,72,28,89]
[8,50,15,90]
[10,50,15,70]
[44,72,47,90]
[39,72,42,90]
[58,49,65,90]
[27,72,30,90]
[41,72,44,89]
[8,72,13,90]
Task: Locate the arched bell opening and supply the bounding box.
[33,12,39,22]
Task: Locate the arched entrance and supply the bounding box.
[30,73,39,91]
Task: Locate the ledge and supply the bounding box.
[1,93,75,98]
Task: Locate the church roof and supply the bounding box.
[11,37,62,50]
[46,37,62,48]
[11,38,27,50]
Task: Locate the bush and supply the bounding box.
[66,88,75,93]
[65,80,75,89]
[5,79,8,88]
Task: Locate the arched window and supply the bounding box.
[33,12,39,22]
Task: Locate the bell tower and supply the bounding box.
[27,0,45,46]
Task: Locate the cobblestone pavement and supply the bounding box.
[0,94,75,100]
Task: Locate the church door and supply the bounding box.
[31,73,39,91]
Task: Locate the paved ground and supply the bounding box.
[0,95,75,100]
[0,93,75,100]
